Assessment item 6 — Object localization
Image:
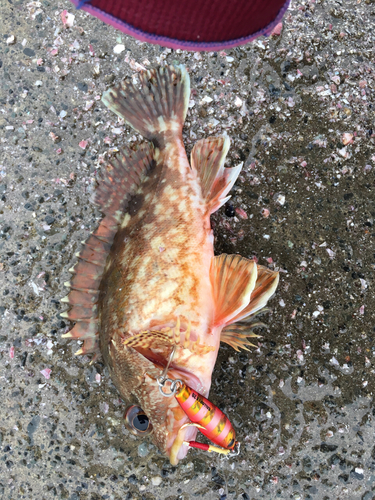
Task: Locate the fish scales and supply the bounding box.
[61,65,279,464]
[100,141,213,335]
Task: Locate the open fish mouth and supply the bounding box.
[135,346,205,392]
[134,346,206,464]
[169,418,199,465]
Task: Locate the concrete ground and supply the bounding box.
[1,0,375,498]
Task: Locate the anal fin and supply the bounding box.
[191,135,242,214]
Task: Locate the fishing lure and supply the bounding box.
[158,375,239,456]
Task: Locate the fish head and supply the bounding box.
[113,338,217,464]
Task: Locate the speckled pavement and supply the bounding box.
[1,1,375,499]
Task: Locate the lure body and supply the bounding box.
[175,382,236,450]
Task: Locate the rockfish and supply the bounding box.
[61,65,279,464]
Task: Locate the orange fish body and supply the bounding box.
[61,65,279,464]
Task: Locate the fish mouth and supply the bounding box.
[135,346,206,464]
[165,365,207,465]
[135,346,205,391]
[169,419,199,465]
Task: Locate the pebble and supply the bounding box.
[151,476,162,486]
[113,44,125,54]
[23,48,36,57]
[137,443,149,457]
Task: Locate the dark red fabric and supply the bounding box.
[89,0,286,43]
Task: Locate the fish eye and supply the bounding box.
[124,406,153,436]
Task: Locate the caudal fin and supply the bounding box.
[102,65,190,141]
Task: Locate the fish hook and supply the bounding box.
[157,345,183,397]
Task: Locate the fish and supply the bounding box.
[60,64,279,465]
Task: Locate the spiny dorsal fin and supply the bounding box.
[102,65,190,141]
[211,254,258,327]
[61,144,156,359]
[228,266,279,324]
[191,135,242,214]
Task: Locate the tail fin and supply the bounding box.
[102,65,190,141]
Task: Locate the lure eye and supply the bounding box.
[124,406,153,436]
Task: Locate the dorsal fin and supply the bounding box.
[61,143,155,358]
[93,143,155,220]
[210,254,258,327]
[191,135,242,214]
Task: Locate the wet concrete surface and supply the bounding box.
[1,0,375,498]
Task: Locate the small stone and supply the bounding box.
[45,216,55,225]
[6,35,16,45]
[270,22,283,36]
[23,48,36,57]
[225,204,235,217]
[234,96,243,107]
[137,443,149,457]
[77,82,88,92]
[201,96,213,104]
[40,368,51,379]
[34,80,43,87]
[151,476,162,486]
[274,193,285,205]
[320,443,338,453]
[49,132,60,143]
[342,133,353,145]
[330,357,339,366]
[235,207,248,219]
[113,44,125,54]
[61,10,75,27]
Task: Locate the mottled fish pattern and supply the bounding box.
[61,65,279,464]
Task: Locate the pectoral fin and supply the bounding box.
[229,266,279,324]
[220,315,266,352]
[211,254,258,327]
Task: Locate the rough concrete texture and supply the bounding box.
[1,0,375,498]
